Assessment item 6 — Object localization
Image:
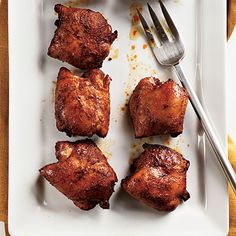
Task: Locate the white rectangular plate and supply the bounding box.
[8,0,228,235]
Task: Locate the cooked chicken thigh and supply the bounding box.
[122,144,190,212]
[129,78,189,138]
[40,140,117,210]
[55,67,111,137]
[48,4,117,69]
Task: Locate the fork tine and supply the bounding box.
[147,3,168,42]
[159,0,179,39]
[137,9,157,48]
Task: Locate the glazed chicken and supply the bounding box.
[55,67,111,137]
[48,4,117,69]
[39,140,117,210]
[122,144,190,212]
[129,78,189,138]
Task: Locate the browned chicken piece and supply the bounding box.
[129,77,189,138]
[48,4,117,69]
[55,67,111,137]
[39,140,118,210]
[121,144,190,212]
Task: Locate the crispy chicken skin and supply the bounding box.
[129,78,189,138]
[55,67,111,137]
[48,4,117,69]
[121,144,190,212]
[39,140,118,210]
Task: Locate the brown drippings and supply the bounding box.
[131,45,136,50]
[96,139,115,159]
[64,0,90,7]
[173,0,181,4]
[132,14,140,24]
[160,135,171,146]
[170,137,184,154]
[121,107,126,112]
[120,102,128,112]
[129,2,143,40]
[125,52,157,97]
[129,137,155,164]
[173,145,182,154]
[128,54,138,62]
[124,25,158,114]
[51,81,56,104]
[150,38,156,48]
[125,91,130,97]
[109,48,120,60]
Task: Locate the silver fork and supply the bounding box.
[138,1,236,195]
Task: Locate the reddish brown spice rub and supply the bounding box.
[48,4,117,69]
[122,144,190,211]
[40,140,118,210]
[129,77,189,138]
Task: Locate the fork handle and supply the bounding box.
[174,63,236,194]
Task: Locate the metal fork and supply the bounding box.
[138,0,236,195]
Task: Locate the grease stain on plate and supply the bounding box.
[172,145,182,154]
[51,81,56,104]
[129,137,154,164]
[173,0,182,4]
[131,45,136,50]
[142,43,147,49]
[160,135,172,146]
[120,102,128,113]
[159,134,185,154]
[108,48,120,61]
[64,0,90,7]
[171,136,185,154]
[96,139,115,159]
[129,1,143,40]
[124,51,157,96]
[119,41,157,113]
